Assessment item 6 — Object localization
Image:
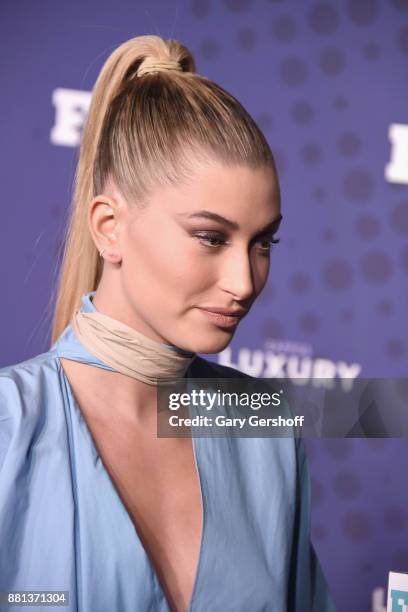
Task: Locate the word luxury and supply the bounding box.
[168,414,305,429]
[218,347,362,392]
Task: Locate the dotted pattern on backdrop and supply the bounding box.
[189,0,408,381]
[0,2,407,612]
[305,437,408,611]
[189,3,408,611]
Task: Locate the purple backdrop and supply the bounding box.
[1,1,407,610]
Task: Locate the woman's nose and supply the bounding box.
[218,250,256,301]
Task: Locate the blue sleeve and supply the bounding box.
[0,371,18,474]
[288,438,338,612]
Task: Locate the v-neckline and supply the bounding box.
[59,357,207,612]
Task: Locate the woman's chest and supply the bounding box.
[59,359,297,610]
[83,416,203,612]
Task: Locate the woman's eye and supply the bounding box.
[194,233,226,248]
[193,232,280,251]
[257,237,280,252]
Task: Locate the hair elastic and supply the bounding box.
[137,57,182,77]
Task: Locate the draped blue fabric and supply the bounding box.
[0,292,337,611]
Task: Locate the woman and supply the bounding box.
[0,35,336,612]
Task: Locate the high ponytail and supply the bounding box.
[50,34,276,344]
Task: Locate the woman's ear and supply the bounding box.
[88,195,123,264]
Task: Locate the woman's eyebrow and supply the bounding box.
[176,210,283,233]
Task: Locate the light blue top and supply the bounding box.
[0,292,337,611]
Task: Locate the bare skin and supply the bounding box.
[60,160,281,611]
[60,358,202,612]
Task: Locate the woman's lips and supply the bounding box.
[198,308,242,328]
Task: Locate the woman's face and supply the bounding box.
[109,161,281,354]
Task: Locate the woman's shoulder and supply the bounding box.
[0,349,59,388]
[0,350,60,432]
[0,350,64,472]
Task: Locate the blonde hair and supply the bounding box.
[51,34,277,344]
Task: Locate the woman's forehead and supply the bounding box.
[151,163,279,211]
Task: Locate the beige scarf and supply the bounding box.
[71,309,196,386]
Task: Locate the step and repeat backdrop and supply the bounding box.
[1,1,407,610]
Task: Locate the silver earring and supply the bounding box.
[99,248,106,257]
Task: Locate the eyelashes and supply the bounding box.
[193,231,280,253]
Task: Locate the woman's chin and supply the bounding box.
[189,331,235,354]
